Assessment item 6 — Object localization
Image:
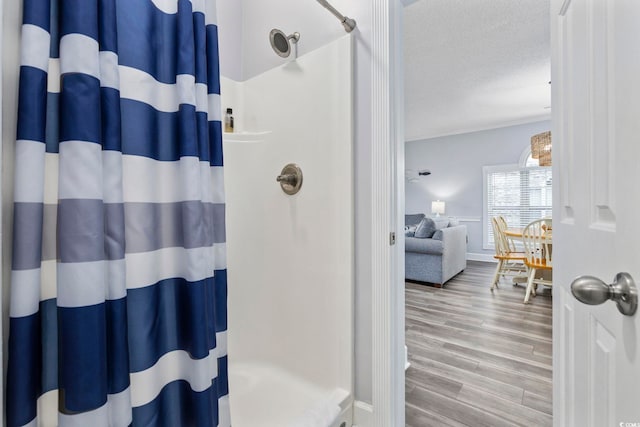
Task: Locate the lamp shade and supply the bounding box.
[431,200,445,216]
[531,131,552,166]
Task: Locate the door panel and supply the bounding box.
[552,0,640,425]
[588,0,616,227]
[590,318,615,427]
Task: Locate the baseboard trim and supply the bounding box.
[353,400,374,427]
[466,252,497,263]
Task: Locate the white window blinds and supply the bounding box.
[483,165,552,248]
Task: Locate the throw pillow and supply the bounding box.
[448,217,459,227]
[414,217,437,238]
[404,225,417,237]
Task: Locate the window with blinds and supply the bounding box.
[483,164,552,248]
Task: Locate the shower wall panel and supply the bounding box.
[223,35,353,394]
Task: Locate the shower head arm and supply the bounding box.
[316,0,357,33]
[288,32,300,43]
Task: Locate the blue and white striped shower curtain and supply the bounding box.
[7,0,229,426]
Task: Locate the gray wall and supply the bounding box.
[405,120,551,257]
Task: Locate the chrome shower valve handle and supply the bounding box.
[277,164,303,195]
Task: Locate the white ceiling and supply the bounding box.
[403,0,551,141]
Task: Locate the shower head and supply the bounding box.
[269,29,300,58]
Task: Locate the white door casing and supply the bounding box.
[371,0,406,425]
[551,0,640,426]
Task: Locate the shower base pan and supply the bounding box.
[228,362,352,427]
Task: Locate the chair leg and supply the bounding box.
[531,270,540,296]
[491,260,503,291]
[524,268,536,304]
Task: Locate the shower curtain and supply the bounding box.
[7,0,229,426]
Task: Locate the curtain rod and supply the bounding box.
[316,0,356,33]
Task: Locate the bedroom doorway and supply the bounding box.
[401,1,553,425]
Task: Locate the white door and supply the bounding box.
[551,0,640,426]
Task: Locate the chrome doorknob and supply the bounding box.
[571,272,637,316]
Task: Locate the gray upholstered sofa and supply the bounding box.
[405,214,467,287]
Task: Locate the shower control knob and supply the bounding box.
[277,163,303,195]
[276,174,297,185]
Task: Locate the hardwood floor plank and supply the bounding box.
[480,317,553,339]
[406,309,448,326]
[442,342,552,379]
[406,329,446,349]
[418,297,546,322]
[457,384,552,427]
[407,385,517,427]
[405,366,463,398]
[523,390,553,415]
[406,403,468,427]
[405,261,553,426]
[409,319,540,359]
[408,299,552,335]
[444,318,551,345]
[406,338,479,372]
[409,321,553,370]
[408,353,525,404]
[474,362,553,397]
[423,307,552,341]
[442,319,553,356]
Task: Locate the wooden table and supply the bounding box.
[503,228,552,284]
[504,228,553,241]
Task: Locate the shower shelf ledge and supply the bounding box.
[223,131,271,143]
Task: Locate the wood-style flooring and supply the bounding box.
[405,261,552,427]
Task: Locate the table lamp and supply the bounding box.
[432,200,445,217]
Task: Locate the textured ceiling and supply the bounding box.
[404,0,551,141]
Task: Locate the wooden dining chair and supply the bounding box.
[490,217,527,291]
[496,216,520,253]
[496,215,509,233]
[521,218,553,303]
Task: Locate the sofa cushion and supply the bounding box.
[433,217,450,230]
[448,217,460,227]
[414,217,436,238]
[405,236,444,255]
[405,213,425,226]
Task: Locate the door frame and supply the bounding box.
[370,0,406,425]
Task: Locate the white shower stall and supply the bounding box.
[221,35,354,427]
